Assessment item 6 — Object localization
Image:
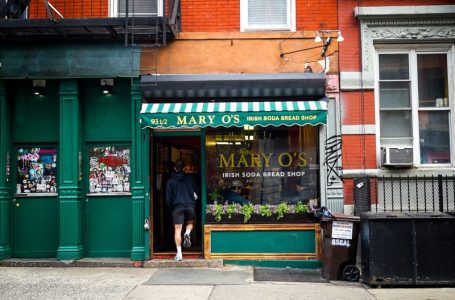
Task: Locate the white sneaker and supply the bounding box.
[174,255,182,261]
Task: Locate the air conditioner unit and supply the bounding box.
[382,146,414,167]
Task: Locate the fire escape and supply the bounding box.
[0,0,180,82]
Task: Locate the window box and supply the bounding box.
[205,203,318,224]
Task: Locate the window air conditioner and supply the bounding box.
[382,146,413,167]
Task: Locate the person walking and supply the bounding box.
[166,159,198,261]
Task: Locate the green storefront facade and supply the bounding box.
[0,43,147,261]
[1,45,328,267]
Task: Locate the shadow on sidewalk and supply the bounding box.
[253,267,328,283]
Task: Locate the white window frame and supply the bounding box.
[240,0,296,32]
[109,0,163,17]
[375,44,455,168]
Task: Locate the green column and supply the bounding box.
[0,81,11,260]
[57,80,82,260]
[130,79,145,261]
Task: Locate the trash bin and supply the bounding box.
[320,213,361,281]
[360,212,414,286]
[361,211,455,287]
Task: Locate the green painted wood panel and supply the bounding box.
[9,80,59,142]
[85,196,132,257]
[81,79,131,141]
[211,230,316,253]
[0,43,139,79]
[0,81,11,259]
[224,259,321,269]
[11,196,59,258]
[57,80,83,260]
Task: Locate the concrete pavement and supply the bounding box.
[0,266,454,300]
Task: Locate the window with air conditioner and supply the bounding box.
[110,0,162,17]
[240,0,295,32]
[377,47,453,166]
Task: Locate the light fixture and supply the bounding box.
[280,30,344,58]
[100,79,114,95]
[33,80,46,96]
[337,31,344,42]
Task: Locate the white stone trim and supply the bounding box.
[355,5,455,18]
[342,169,379,178]
[342,125,376,135]
[340,71,374,90]
[354,5,455,92]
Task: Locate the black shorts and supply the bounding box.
[172,206,195,225]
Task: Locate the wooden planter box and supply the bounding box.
[204,223,321,261]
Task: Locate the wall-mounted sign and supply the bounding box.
[141,100,327,128]
[331,221,354,240]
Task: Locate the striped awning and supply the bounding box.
[140,99,327,128]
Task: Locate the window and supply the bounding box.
[111,0,162,17]
[240,0,296,32]
[206,126,319,206]
[377,49,451,165]
[16,147,57,194]
[88,146,131,194]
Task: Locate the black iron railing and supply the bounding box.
[370,175,455,213]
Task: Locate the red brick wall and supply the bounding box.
[342,135,377,170]
[181,0,240,32]
[296,0,337,31]
[28,0,108,19]
[343,179,354,205]
[181,0,338,32]
[341,90,375,125]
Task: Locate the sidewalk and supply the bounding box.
[1,265,455,300]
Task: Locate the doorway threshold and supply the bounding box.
[144,258,223,268]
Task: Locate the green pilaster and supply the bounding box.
[130,79,146,261]
[0,81,11,259]
[57,80,82,260]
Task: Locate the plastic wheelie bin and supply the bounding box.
[320,213,361,281]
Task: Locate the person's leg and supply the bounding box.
[183,220,193,248]
[183,207,195,248]
[185,221,194,233]
[172,207,185,260]
[174,224,183,260]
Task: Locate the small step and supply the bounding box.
[0,258,223,268]
[144,259,223,268]
[0,258,135,268]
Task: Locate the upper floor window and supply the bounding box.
[240,0,296,32]
[377,48,453,166]
[111,0,162,17]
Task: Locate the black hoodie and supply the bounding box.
[166,171,198,210]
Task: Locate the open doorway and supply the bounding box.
[151,135,202,258]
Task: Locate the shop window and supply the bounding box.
[206,126,319,205]
[88,146,131,194]
[16,147,57,194]
[377,49,451,165]
[240,0,296,32]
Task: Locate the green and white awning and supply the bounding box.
[140,99,327,129]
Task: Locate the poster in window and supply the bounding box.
[16,147,57,194]
[89,146,131,193]
[205,126,319,206]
